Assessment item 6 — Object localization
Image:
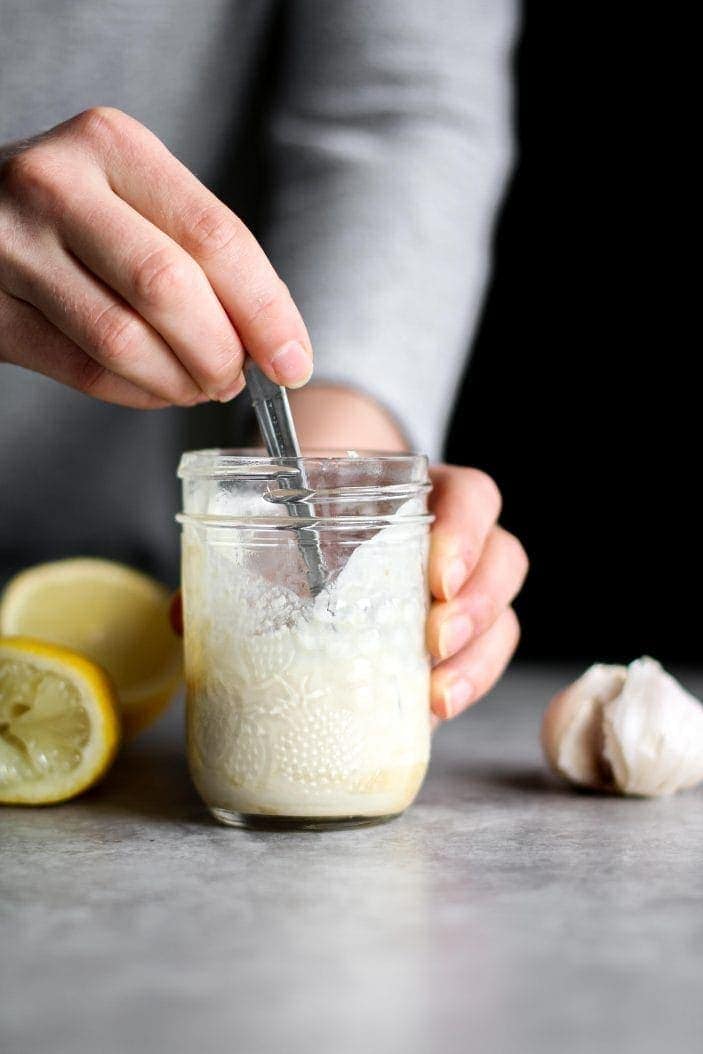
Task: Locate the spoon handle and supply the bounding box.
[244,360,327,596]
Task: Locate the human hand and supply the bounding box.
[427,465,528,721]
[0,108,312,407]
[169,463,528,722]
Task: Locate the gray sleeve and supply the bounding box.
[260,0,517,459]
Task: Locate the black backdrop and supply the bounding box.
[445,3,695,664]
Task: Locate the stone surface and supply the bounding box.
[2,666,702,1054]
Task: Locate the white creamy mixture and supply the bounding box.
[183,505,430,818]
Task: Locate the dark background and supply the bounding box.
[446,3,694,663]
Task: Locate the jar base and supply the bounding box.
[209,807,402,831]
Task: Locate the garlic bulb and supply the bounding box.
[541,657,703,796]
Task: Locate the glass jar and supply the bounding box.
[177,450,433,830]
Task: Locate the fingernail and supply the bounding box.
[443,677,474,719]
[215,378,244,403]
[442,557,467,600]
[270,340,313,388]
[438,615,472,659]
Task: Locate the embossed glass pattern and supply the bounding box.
[177,450,432,830]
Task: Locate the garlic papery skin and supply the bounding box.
[541,663,627,789]
[602,657,703,796]
[542,658,703,797]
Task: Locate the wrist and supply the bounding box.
[287,383,409,453]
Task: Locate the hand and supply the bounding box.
[0,108,312,407]
[267,389,528,716]
[427,465,528,720]
[169,462,528,722]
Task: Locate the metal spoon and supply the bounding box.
[244,360,327,596]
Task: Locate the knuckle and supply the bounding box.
[90,303,144,365]
[500,529,529,577]
[131,246,191,307]
[470,590,499,631]
[69,106,129,146]
[75,355,108,396]
[469,468,502,515]
[244,278,289,328]
[200,342,243,389]
[1,148,65,208]
[89,304,199,405]
[182,203,242,261]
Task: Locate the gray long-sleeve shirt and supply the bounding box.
[0,0,516,583]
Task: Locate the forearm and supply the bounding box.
[261,0,517,459]
[288,384,409,453]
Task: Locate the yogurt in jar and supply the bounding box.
[183,503,431,822]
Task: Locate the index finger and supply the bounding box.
[428,465,502,601]
[71,108,313,388]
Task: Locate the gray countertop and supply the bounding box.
[2,666,702,1054]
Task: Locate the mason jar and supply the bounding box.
[177,450,433,830]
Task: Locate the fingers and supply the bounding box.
[428,465,502,601]
[0,288,168,408]
[430,607,521,720]
[427,517,527,722]
[1,231,205,406]
[71,108,313,387]
[1,108,312,406]
[427,526,529,659]
[56,184,247,402]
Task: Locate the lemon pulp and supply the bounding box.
[0,638,120,804]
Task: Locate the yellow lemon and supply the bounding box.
[0,559,182,739]
[0,637,121,804]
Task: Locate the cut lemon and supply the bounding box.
[0,559,182,739]
[0,637,120,804]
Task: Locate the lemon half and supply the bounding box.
[0,559,182,738]
[0,636,120,804]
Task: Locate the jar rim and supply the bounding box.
[178,447,428,480]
